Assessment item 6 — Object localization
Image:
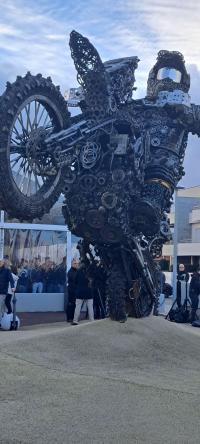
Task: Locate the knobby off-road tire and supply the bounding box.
[106,261,127,321]
[105,247,156,321]
[127,280,154,318]
[0,73,70,221]
[127,248,156,318]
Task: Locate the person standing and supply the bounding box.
[177,264,189,308]
[42,257,51,293]
[72,261,94,325]
[44,262,57,293]
[30,258,44,293]
[0,259,15,324]
[66,258,79,322]
[56,257,67,293]
[91,260,106,319]
[17,261,30,293]
[189,266,200,324]
[5,265,18,314]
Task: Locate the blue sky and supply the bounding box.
[1,0,200,187]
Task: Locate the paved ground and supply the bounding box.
[0,316,200,444]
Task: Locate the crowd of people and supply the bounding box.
[0,254,67,327]
[0,252,107,328]
[1,249,200,328]
[15,256,66,293]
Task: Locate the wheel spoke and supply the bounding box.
[32,101,41,129]
[17,112,28,137]
[24,161,30,175]
[10,145,25,154]
[25,103,32,132]
[44,120,52,129]
[37,105,46,126]
[10,155,22,167]
[13,126,24,140]
[43,111,52,128]
[45,125,54,133]
[11,137,22,146]
[15,161,26,187]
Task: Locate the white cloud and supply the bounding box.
[1,0,200,187]
[1,0,200,93]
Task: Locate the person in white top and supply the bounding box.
[5,265,18,314]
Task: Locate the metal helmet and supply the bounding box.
[146,50,190,99]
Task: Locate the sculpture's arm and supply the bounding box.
[178,103,200,137]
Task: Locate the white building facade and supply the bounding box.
[162,186,200,270]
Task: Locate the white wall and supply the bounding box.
[163,242,200,256]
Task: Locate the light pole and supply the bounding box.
[172,187,184,302]
[172,189,178,302]
[0,211,4,259]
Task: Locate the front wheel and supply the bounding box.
[0,73,70,220]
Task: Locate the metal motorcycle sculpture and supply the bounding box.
[0,31,200,321]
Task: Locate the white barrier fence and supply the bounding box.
[15,292,65,312]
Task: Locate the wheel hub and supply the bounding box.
[26,127,56,176]
[26,127,46,157]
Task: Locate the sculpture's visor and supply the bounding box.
[157,67,182,82]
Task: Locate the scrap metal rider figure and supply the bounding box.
[66,35,200,321]
[1,31,200,322]
[128,49,200,237]
[69,34,200,239]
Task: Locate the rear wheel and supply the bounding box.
[106,261,127,321]
[127,279,154,318]
[125,248,156,318]
[0,73,70,220]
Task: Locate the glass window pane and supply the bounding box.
[4,229,67,293]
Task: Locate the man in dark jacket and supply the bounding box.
[66,258,79,322]
[0,259,15,323]
[72,261,94,325]
[189,266,200,323]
